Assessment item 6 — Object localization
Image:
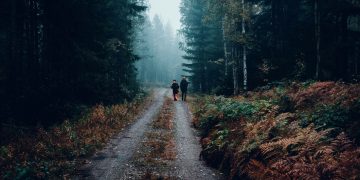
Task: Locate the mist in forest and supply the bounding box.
[135,0,187,86]
[134,15,186,86]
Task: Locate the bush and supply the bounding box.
[191,82,360,179]
[196,96,276,138]
[277,95,294,113]
[199,104,222,137]
[0,92,150,179]
[218,99,257,120]
[300,100,360,142]
[312,103,349,130]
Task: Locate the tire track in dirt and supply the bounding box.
[75,88,167,180]
[120,96,177,179]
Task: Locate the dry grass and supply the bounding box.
[138,97,177,179]
[145,98,176,162]
[152,98,174,130]
[0,92,153,179]
[144,132,176,163]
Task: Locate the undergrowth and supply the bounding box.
[0,92,151,179]
[191,81,360,179]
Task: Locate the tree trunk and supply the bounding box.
[242,0,247,91]
[10,0,17,65]
[223,15,228,76]
[356,41,359,75]
[340,13,349,80]
[243,46,247,91]
[315,0,321,80]
[271,0,276,63]
[36,0,43,65]
[233,47,239,95]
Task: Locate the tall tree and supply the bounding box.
[314,0,321,80]
[0,0,146,126]
[180,0,223,93]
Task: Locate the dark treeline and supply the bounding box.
[0,0,146,127]
[180,0,360,94]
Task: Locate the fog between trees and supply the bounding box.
[0,0,359,127]
[135,15,187,86]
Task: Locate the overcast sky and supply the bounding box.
[148,0,181,32]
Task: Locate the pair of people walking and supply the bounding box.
[171,77,189,101]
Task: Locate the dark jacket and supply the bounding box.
[171,83,180,93]
[180,79,189,92]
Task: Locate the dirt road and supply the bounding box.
[76,89,222,179]
[174,102,221,180]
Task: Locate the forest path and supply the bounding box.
[173,99,223,180]
[75,89,222,179]
[75,89,167,179]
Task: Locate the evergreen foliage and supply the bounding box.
[180,0,360,94]
[0,0,146,126]
[180,0,224,93]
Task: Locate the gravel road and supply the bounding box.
[75,89,166,179]
[75,89,222,180]
[174,102,223,180]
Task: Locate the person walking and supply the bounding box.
[171,80,180,101]
[180,77,189,101]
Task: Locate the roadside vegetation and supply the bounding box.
[0,92,151,179]
[191,81,360,179]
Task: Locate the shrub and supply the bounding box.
[277,95,294,113]
[0,92,150,179]
[195,96,276,138]
[311,103,350,130]
[191,82,360,179]
[290,81,360,110]
[300,101,360,142]
[219,100,257,120]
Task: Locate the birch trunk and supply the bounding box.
[242,0,247,91]
[233,47,239,95]
[223,15,228,76]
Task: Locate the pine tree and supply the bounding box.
[0,0,147,126]
[180,0,223,93]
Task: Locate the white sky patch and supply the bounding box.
[148,0,181,32]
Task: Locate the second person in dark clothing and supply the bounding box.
[171,80,180,101]
[180,77,189,101]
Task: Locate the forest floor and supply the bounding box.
[75,88,222,179]
[191,81,360,179]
